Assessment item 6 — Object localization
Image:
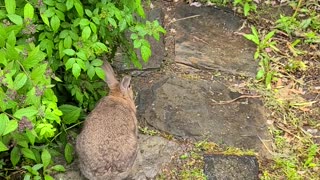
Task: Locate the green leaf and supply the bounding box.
[64,143,74,164]
[24,174,31,180]
[50,15,60,32]
[24,3,34,20]
[51,165,65,172]
[85,9,92,17]
[30,64,47,84]
[22,46,47,69]
[7,31,16,47]
[76,51,87,60]
[0,113,9,135]
[13,106,38,119]
[21,148,37,161]
[32,164,43,171]
[63,49,76,56]
[264,31,275,42]
[66,0,74,10]
[244,3,250,16]
[25,129,36,146]
[0,141,8,152]
[41,149,51,169]
[5,0,16,14]
[256,69,264,80]
[7,14,23,25]
[89,22,97,34]
[141,45,151,62]
[44,175,54,180]
[243,34,259,45]
[95,67,105,80]
[265,72,272,89]
[82,26,91,40]
[135,0,145,18]
[119,19,127,32]
[65,58,76,70]
[91,59,103,66]
[134,39,142,48]
[40,14,50,27]
[130,33,138,40]
[79,18,90,26]
[59,105,81,124]
[3,120,18,135]
[10,146,20,166]
[108,17,117,28]
[87,65,95,80]
[13,73,28,90]
[74,1,84,17]
[72,63,81,79]
[64,36,72,49]
[76,58,86,70]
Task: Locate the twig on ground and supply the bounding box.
[212,95,261,105]
[167,14,201,25]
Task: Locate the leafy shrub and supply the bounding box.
[0,0,165,179]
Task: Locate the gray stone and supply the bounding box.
[173,5,257,77]
[204,154,259,180]
[137,76,270,156]
[113,8,165,72]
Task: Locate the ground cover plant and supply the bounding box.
[199,0,320,179]
[0,0,165,179]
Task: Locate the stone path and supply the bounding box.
[56,2,272,180]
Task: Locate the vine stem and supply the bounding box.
[50,121,83,143]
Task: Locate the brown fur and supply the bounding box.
[76,61,137,180]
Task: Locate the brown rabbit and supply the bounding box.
[76,61,138,180]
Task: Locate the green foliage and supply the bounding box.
[0,0,165,178]
[233,0,256,16]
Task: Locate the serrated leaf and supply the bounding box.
[63,49,75,56]
[13,106,38,119]
[3,119,18,135]
[74,2,83,17]
[95,67,105,80]
[0,141,8,152]
[82,26,91,40]
[7,14,23,25]
[22,46,46,69]
[10,146,20,166]
[50,15,60,32]
[66,0,74,10]
[64,143,74,164]
[59,105,81,124]
[51,165,65,172]
[24,3,34,20]
[21,148,37,161]
[5,0,16,14]
[41,149,51,169]
[141,45,151,62]
[13,73,28,90]
[72,63,81,79]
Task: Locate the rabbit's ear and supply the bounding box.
[102,61,119,88]
[120,76,131,93]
